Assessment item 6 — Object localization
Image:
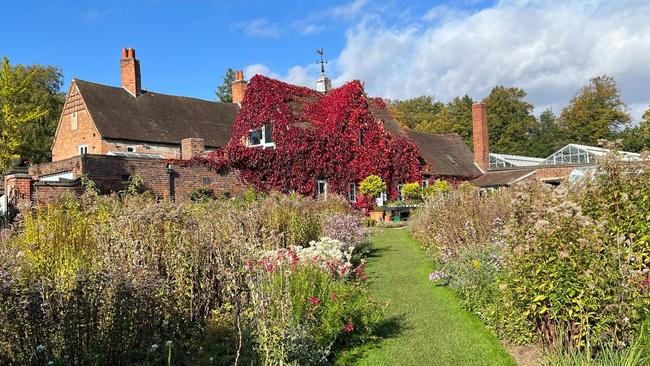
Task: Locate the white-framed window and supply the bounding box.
[348,182,357,202]
[247,123,275,148]
[397,183,404,201]
[422,179,429,188]
[316,179,327,199]
[126,145,137,152]
[71,111,78,131]
[79,145,88,155]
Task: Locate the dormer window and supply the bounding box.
[247,123,275,148]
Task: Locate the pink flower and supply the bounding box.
[330,292,337,301]
[342,322,354,333]
[641,276,650,288]
[265,263,274,272]
[309,296,320,305]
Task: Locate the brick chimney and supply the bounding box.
[472,102,489,172]
[231,70,247,104]
[120,48,141,96]
[181,138,205,160]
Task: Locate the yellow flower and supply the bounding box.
[472,259,481,270]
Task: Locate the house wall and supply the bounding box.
[52,82,104,161]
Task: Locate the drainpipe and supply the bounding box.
[165,163,175,202]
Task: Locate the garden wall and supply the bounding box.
[4,155,245,212]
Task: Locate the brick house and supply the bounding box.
[51,48,239,162]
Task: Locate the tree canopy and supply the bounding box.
[0,57,63,172]
[215,68,236,102]
[558,75,631,145]
[483,86,538,156]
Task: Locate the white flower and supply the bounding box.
[36,345,45,352]
[165,340,173,347]
[150,344,159,351]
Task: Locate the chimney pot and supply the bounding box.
[472,102,489,173]
[121,48,128,58]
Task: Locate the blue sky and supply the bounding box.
[3,0,650,120]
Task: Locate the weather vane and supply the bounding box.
[316,48,327,74]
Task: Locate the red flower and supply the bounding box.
[342,322,354,333]
[265,263,274,272]
[309,296,320,305]
[330,292,337,300]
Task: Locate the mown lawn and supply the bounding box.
[341,228,516,366]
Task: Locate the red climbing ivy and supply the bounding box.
[200,75,422,201]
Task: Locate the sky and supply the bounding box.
[2,0,650,121]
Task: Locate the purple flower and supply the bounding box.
[429,271,449,282]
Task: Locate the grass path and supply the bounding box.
[348,228,516,366]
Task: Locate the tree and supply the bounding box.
[558,75,631,145]
[389,96,443,130]
[0,57,62,172]
[528,108,561,157]
[215,68,236,102]
[483,86,538,156]
[615,106,650,152]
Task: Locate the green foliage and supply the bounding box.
[484,85,539,156]
[559,75,631,145]
[528,108,562,157]
[393,95,474,147]
[389,95,443,130]
[400,182,422,201]
[252,265,381,365]
[0,57,60,171]
[422,179,452,198]
[216,68,236,102]
[189,186,215,202]
[359,175,386,198]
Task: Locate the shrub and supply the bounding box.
[401,182,422,201]
[359,175,386,199]
[189,186,215,202]
[423,179,452,198]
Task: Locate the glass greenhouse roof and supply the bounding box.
[489,153,545,169]
[541,144,641,166]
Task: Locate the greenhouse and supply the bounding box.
[541,144,641,166]
[489,153,545,169]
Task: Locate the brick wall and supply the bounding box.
[534,165,583,181]
[3,174,33,210]
[82,155,244,201]
[33,182,86,206]
[29,156,84,178]
[181,138,205,160]
[52,82,104,161]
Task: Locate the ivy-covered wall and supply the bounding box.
[199,75,422,201]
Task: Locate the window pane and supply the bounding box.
[248,129,262,146]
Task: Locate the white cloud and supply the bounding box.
[244,63,320,89]
[330,0,369,19]
[330,0,650,120]
[235,18,282,39]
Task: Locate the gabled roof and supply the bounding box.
[405,131,482,178]
[75,79,239,148]
[472,169,536,188]
[369,103,481,178]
